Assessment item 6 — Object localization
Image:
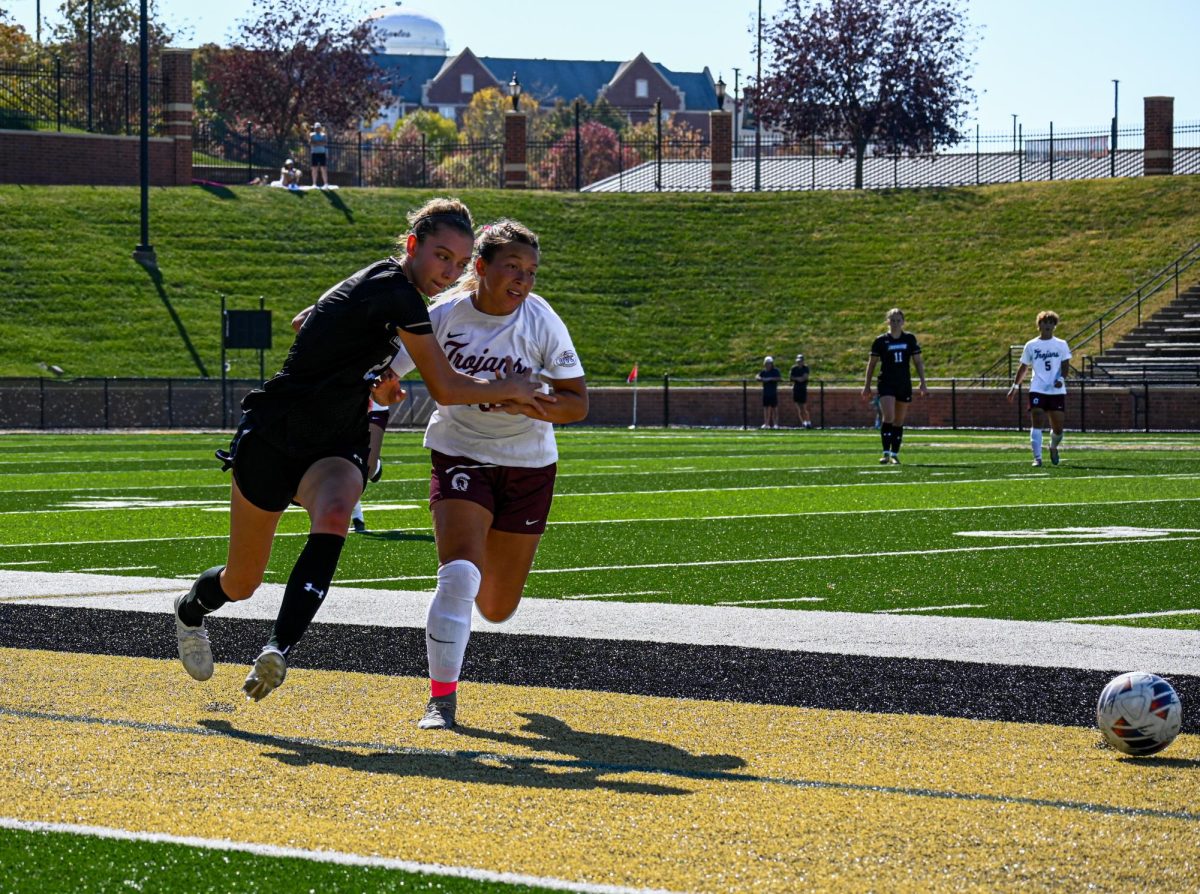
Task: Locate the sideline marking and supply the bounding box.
[5,496,1198,551]
[875,604,987,614]
[1057,608,1200,623]
[716,597,826,606]
[561,590,666,601]
[0,816,677,894]
[955,526,1200,540]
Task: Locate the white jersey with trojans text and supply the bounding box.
[1020,335,1072,395]
[390,291,583,467]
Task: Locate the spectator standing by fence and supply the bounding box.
[756,356,782,429]
[310,123,329,188]
[789,354,811,428]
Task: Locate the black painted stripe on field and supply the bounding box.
[0,603,1195,733]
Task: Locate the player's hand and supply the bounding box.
[369,368,407,406]
[1053,379,1063,389]
[861,386,872,401]
[492,362,556,413]
[1006,385,1017,403]
[290,305,315,333]
[918,384,929,398]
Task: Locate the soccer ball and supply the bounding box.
[1096,672,1182,756]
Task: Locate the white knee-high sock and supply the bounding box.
[425,559,481,684]
[1031,428,1043,460]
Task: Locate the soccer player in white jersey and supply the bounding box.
[391,218,589,729]
[1008,311,1072,466]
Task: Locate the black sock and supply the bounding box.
[267,533,345,656]
[892,425,904,455]
[880,423,894,453]
[178,566,229,627]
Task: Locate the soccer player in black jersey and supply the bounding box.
[172,198,553,701]
[862,308,928,464]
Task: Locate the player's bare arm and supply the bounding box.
[915,354,929,396]
[1007,363,1029,402]
[863,356,879,398]
[291,304,315,333]
[398,328,554,410]
[495,375,588,424]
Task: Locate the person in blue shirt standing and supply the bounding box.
[310,122,329,188]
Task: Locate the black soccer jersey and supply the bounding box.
[242,258,433,452]
[870,332,921,388]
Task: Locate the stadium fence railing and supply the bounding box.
[0,60,163,135]
[1,376,1197,432]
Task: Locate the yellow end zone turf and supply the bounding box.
[1,647,1197,892]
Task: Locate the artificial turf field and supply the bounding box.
[1,426,1198,893]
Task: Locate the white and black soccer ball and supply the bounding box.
[1096,672,1182,756]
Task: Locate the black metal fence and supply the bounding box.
[2,376,1197,433]
[192,122,504,189]
[0,60,163,134]
[729,122,1200,191]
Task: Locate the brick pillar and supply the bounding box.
[710,109,732,192]
[1144,96,1173,176]
[504,110,527,188]
[161,48,194,186]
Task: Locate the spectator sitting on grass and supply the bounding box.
[279,158,302,189]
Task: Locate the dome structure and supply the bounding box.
[366,7,449,56]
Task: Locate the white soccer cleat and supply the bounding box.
[174,593,214,681]
[1031,458,1043,467]
[243,648,287,701]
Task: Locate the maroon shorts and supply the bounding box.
[1029,392,1066,413]
[429,450,557,534]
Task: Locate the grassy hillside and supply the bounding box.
[1,178,1198,381]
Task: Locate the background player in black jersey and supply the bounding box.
[862,308,928,464]
[172,198,552,702]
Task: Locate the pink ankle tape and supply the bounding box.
[430,680,458,698]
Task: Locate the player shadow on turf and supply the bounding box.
[1115,755,1200,769]
[354,530,436,543]
[197,716,743,795]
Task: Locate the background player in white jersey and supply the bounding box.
[1008,311,1072,466]
[172,199,551,703]
[391,218,588,730]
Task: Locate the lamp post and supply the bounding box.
[508,72,521,112]
[715,74,726,111]
[1011,114,1017,153]
[1111,78,1119,177]
[754,0,763,192]
[87,0,94,131]
[132,0,155,268]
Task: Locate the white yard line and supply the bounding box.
[875,604,987,614]
[3,496,1199,551]
[4,570,1199,674]
[0,818,675,894]
[560,590,667,600]
[716,597,826,606]
[1056,608,1200,622]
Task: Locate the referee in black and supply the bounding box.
[862,308,927,464]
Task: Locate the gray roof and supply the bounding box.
[373,53,716,110]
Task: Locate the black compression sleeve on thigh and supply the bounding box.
[892,425,904,455]
[268,533,346,656]
[178,566,230,627]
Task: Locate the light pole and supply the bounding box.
[754,0,762,192]
[87,0,94,131]
[1011,114,1017,153]
[1111,79,1119,177]
[715,74,726,111]
[132,0,156,268]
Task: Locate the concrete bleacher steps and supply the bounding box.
[1091,286,1200,380]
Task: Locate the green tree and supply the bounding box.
[460,86,538,144]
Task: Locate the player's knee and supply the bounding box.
[478,600,520,624]
[219,570,261,601]
[309,498,356,532]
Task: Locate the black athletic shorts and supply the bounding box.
[311,152,326,168]
[224,415,370,512]
[876,382,913,402]
[792,387,808,404]
[1029,392,1066,413]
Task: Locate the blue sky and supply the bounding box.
[7,0,1198,133]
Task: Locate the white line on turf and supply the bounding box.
[874,604,986,614]
[1056,608,1200,622]
[3,570,1199,673]
[561,590,666,600]
[0,561,48,566]
[716,597,826,606]
[0,818,679,894]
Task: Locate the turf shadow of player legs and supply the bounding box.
[197,717,700,795]
[454,712,748,788]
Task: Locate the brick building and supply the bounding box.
[365,8,720,135]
